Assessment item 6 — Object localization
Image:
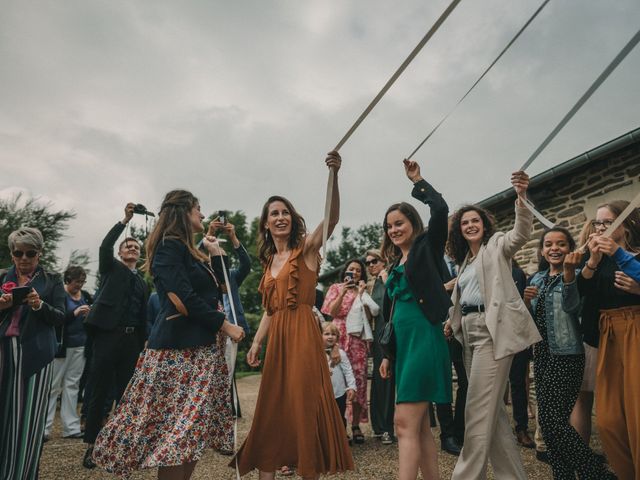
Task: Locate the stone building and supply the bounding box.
[478,127,640,275]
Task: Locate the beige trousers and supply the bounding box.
[452,312,527,480]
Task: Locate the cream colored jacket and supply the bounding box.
[450,202,542,360]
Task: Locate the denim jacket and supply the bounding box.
[529,269,584,355]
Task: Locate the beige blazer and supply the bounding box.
[450,202,542,360]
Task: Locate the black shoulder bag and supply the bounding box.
[378,297,396,361]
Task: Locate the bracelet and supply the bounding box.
[32,302,42,312]
[584,263,598,272]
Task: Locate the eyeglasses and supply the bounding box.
[365,259,380,266]
[12,250,39,258]
[590,220,614,229]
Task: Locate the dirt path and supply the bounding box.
[41,373,556,479]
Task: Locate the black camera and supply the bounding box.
[133,204,155,217]
[218,210,228,225]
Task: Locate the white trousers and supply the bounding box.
[452,312,527,480]
[45,346,85,437]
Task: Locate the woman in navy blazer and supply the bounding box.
[93,189,244,480]
[0,227,65,480]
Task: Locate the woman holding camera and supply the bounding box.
[0,227,66,480]
[378,160,452,480]
[93,190,244,480]
[322,258,376,443]
[234,151,353,480]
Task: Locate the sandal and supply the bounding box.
[352,426,365,444]
[279,466,295,476]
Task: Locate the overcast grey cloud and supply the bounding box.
[1,0,639,279]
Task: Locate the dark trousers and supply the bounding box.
[336,394,347,428]
[370,341,395,435]
[84,330,142,444]
[509,347,531,433]
[436,338,467,442]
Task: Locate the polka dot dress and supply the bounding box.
[532,273,610,479]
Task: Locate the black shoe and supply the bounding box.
[536,450,549,464]
[63,431,84,439]
[441,436,462,456]
[83,446,96,469]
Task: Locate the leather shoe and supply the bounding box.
[83,446,96,469]
[441,436,462,456]
[516,430,535,449]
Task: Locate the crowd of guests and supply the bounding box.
[0,152,638,480]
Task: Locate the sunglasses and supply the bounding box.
[365,259,380,266]
[12,250,39,258]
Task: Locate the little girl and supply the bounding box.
[322,322,356,430]
[524,227,614,479]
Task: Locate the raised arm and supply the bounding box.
[99,203,134,274]
[502,171,533,258]
[305,151,342,260]
[406,159,449,253]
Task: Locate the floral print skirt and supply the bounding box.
[93,335,233,479]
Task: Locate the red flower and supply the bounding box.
[1,281,17,294]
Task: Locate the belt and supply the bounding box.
[115,326,139,334]
[461,304,485,316]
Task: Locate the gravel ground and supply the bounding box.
[41,374,601,479]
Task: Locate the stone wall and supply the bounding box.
[483,141,640,276]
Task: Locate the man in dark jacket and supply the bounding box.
[82,203,149,468]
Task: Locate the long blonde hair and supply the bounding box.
[144,190,208,273]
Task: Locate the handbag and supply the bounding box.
[378,298,396,361]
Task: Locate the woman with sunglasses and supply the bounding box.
[0,227,65,480]
[365,250,395,445]
[580,201,640,479]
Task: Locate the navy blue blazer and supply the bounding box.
[147,239,226,349]
[1,266,65,378]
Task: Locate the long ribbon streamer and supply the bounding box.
[322,0,462,258]
[520,28,640,171]
[519,29,640,227]
[407,0,551,159]
[216,244,241,480]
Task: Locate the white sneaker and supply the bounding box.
[381,432,393,445]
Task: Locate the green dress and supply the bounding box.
[387,264,452,404]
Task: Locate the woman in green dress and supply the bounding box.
[379,160,452,480]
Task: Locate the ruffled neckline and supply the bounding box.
[259,247,302,314]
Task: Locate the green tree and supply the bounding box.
[0,193,75,270]
[322,223,384,274]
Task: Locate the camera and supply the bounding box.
[133,204,155,217]
[218,210,228,225]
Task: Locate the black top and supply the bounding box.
[382,179,452,325]
[578,253,640,347]
[84,222,149,338]
[147,239,226,350]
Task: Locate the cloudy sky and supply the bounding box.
[1,0,639,280]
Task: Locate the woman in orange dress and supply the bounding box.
[233,151,354,479]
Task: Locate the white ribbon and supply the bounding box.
[322,0,462,258]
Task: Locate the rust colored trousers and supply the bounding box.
[596,306,640,480]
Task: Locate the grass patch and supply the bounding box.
[236,371,261,379]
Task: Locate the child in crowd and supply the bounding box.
[322,322,356,432]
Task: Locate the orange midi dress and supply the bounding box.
[233,247,354,477]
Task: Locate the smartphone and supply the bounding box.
[344,271,356,287]
[218,210,228,225]
[11,286,31,306]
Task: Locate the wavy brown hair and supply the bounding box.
[380,202,424,263]
[446,205,496,265]
[598,200,640,252]
[143,190,208,273]
[257,195,307,266]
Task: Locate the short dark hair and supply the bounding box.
[118,237,140,251]
[64,265,87,284]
